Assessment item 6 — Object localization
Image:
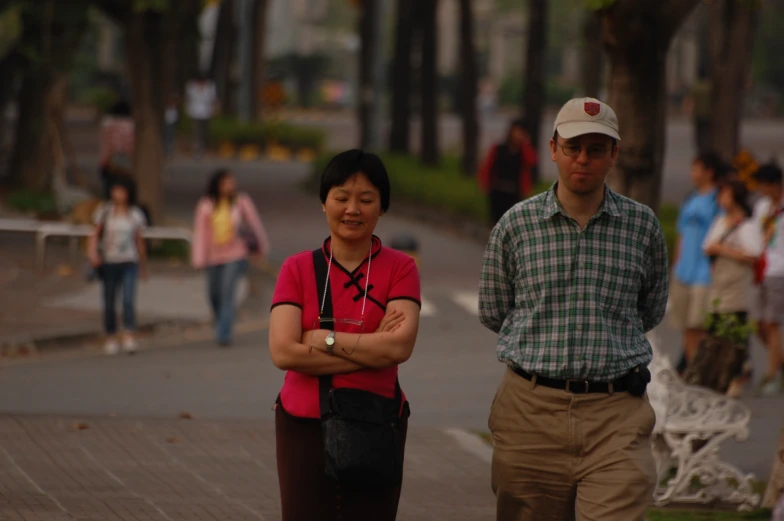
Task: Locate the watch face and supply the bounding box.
[326,335,335,346]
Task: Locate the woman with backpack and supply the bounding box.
[192,169,270,347]
[88,176,147,355]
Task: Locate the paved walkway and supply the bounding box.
[0,229,263,352]
[0,414,495,521]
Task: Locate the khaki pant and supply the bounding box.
[488,368,657,521]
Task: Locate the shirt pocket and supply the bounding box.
[593,259,641,316]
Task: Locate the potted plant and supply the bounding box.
[683,298,755,394]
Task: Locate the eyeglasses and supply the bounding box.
[556,142,612,159]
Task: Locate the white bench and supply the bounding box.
[35,222,193,269]
[647,331,761,511]
[0,218,192,269]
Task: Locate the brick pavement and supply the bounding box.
[0,414,495,521]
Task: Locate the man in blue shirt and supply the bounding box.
[670,151,727,369]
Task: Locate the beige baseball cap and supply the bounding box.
[553,97,621,141]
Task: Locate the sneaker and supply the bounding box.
[755,374,783,397]
[121,334,137,354]
[104,339,120,355]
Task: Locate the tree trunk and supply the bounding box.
[601,0,699,211]
[249,0,269,121]
[125,12,164,224]
[600,0,701,214]
[7,0,88,191]
[211,0,236,117]
[0,51,20,157]
[389,0,414,154]
[8,66,56,190]
[419,0,439,166]
[581,11,603,98]
[708,0,759,160]
[522,0,547,182]
[458,0,478,176]
[358,0,378,149]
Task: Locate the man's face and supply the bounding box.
[550,133,618,196]
[756,181,780,199]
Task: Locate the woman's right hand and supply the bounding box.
[376,309,405,333]
[89,254,102,268]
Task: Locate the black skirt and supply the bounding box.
[275,398,409,521]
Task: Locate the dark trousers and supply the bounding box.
[101,262,138,335]
[275,399,409,521]
[489,189,520,225]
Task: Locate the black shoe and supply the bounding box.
[218,340,232,348]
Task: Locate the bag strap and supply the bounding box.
[311,247,402,417]
[97,204,110,243]
[717,220,740,244]
[312,248,335,417]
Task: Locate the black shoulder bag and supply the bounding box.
[311,248,405,489]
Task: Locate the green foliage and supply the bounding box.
[147,239,189,261]
[0,5,22,59]
[5,189,57,215]
[583,0,617,10]
[497,75,577,108]
[703,299,756,344]
[197,117,327,152]
[645,507,772,521]
[132,0,169,12]
[752,1,784,103]
[77,86,118,114]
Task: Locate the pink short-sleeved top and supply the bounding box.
[271,236,421,419]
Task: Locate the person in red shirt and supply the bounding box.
[477,118,539,224]
[269,149,422,521]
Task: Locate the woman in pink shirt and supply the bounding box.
[191,169,269,346]
[269,150,422,520]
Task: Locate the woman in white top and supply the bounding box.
[702,179,763,395]
[88,177,148,355]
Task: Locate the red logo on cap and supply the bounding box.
[584,102,600,116]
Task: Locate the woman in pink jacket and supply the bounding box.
[192,169,270,346]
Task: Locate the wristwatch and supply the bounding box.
[325,331,336,355]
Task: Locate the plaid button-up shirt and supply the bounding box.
[479,184,669,381]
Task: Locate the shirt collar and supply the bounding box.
[540,182,623,221]
[322,235,383,260]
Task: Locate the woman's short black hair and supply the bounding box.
[319,149,390,212]
[107,176,137,206]
[206,168,233,202]
[694,150,729,184]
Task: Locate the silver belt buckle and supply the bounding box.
[566,379,589,393]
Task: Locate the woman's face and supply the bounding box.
[510,126,529,146]
[219,174,236,197]
[718,186,734,211]
[322,172,383,244]
[110,185,128,205]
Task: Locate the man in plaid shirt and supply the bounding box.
[479,97,669,521]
